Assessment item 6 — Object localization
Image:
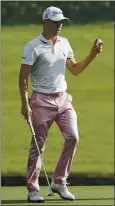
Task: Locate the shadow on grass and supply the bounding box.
[1,197,114,204]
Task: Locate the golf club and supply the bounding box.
[28,117,56,197]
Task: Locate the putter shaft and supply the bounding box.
[28,117,54,195]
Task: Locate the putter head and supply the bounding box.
[46,192,56,196]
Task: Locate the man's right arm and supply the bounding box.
[19,64,32,120]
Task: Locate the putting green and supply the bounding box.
[1,186,114,205]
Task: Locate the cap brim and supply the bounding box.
[50,14,69,22]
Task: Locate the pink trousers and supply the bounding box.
[26,91,79,192]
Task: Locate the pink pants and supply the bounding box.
[26,91,79,192]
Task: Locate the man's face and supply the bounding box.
[45,19,63,36]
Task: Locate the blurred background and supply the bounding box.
[1,1,114,183]
[1,1,114,25]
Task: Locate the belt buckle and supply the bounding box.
[57,92,62,97]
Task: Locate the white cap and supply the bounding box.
[42,6,69,22]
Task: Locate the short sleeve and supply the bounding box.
[67,40,74,59]
[21,43,37,65]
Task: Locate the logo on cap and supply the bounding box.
[45,14,48,18]
[52,11,62,16]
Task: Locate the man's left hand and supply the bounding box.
[89,39,103,60]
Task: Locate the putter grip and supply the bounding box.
[28,117,36,136]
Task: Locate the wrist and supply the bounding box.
[21,99,29,106]
[87,53,96,61]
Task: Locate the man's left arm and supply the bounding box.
[66,39,103,75]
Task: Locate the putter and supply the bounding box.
[28,117,56,197]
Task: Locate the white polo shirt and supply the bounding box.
[22,33,74,93]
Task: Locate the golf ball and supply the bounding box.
[96,39,102,46]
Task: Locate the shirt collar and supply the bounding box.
[40,33,61,44]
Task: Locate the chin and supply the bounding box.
[56,31,60,35]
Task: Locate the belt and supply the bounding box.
[47,92,64,97]
[33,91,64,97]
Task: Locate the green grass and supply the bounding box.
[1,186,114,205]
[1,23,114,175]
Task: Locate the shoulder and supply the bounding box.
[59,36,71,46]
[24,36,41,50]
[29,36,41,47]
[59,36,69,43]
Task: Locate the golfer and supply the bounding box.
[19,6,103,203]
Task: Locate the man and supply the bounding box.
[19,6,103,203]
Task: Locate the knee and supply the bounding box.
[64,131,79,144]
[71,132,79,144]
[30,141,45,155]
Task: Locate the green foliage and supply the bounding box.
[1,1,114,25]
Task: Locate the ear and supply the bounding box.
[44,19,50,24]
[43,20,46,25]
